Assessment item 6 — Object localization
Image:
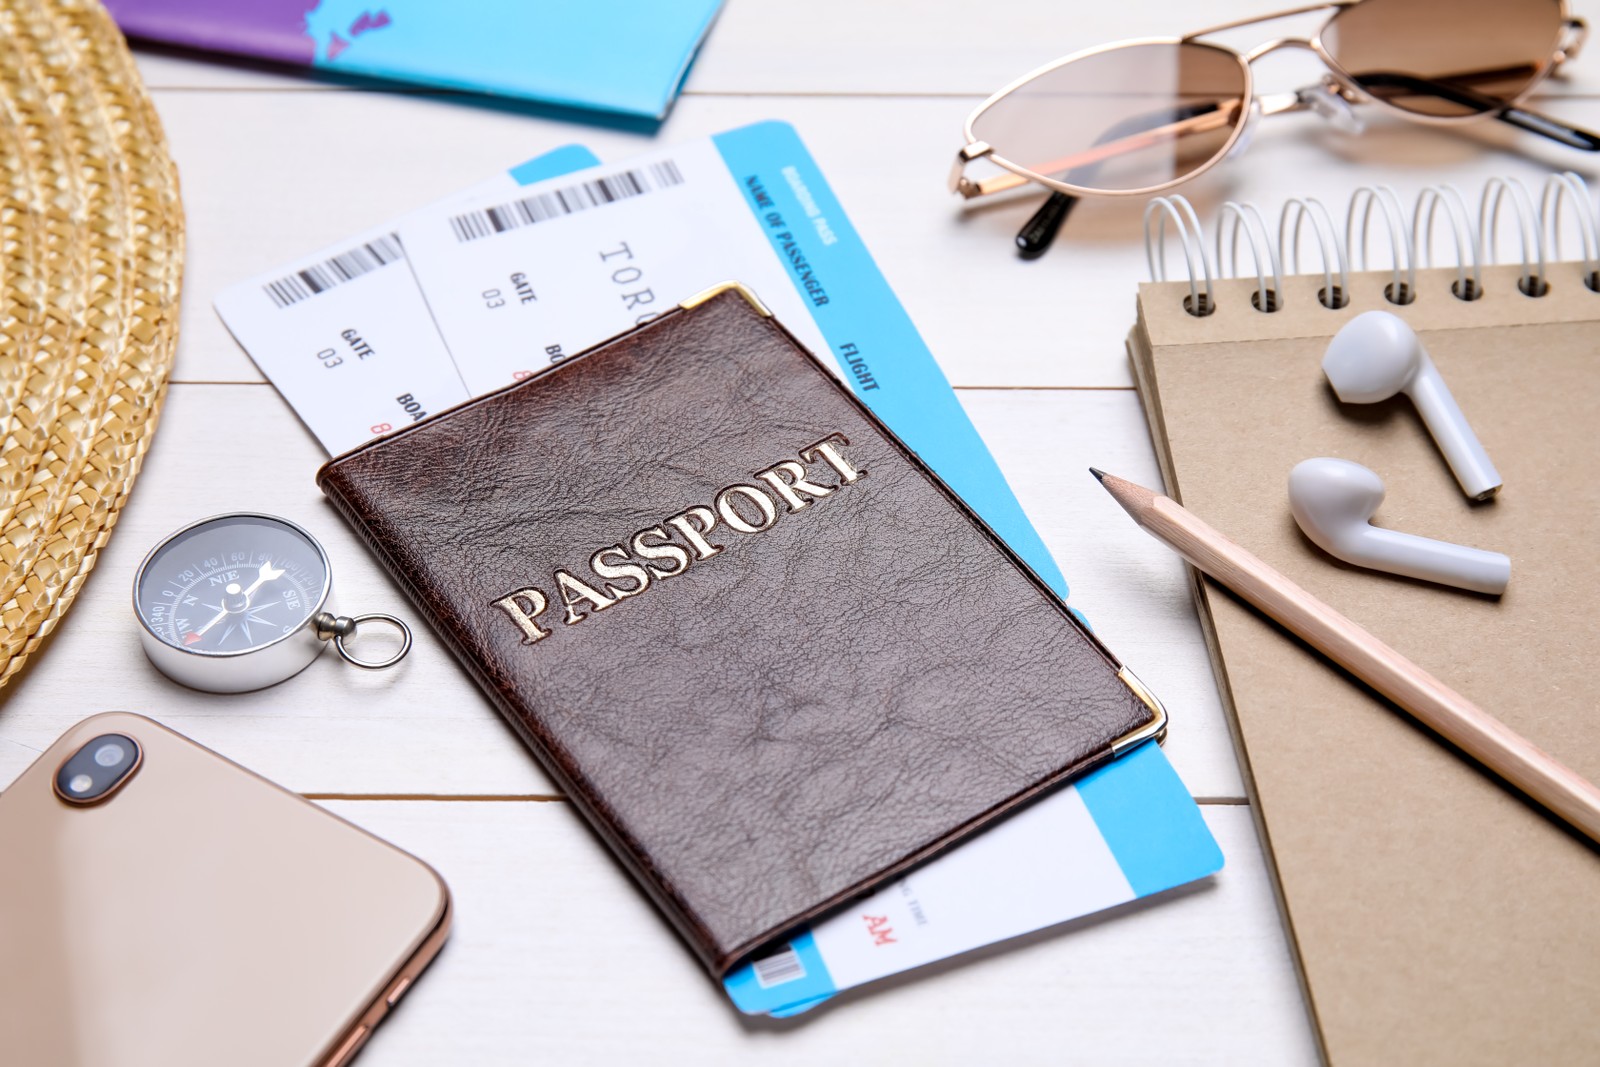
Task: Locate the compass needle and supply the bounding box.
[187,558,289,642]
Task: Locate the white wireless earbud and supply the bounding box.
[1288,458,1510,595]
[1322,311,1502,500]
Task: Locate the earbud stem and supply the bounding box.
[1410,363,1502,500]
[1351,526,1510,596]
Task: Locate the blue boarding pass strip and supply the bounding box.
[505,145,604,187]
[711,121,1071,600]
[707,122,1224,1017]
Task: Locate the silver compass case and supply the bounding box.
[132,513,335,694]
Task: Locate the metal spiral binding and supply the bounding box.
[1480,176,1546,297]
[1144,195,1215,316]
[1142,173,1600,312]
[1541,171,1600,290]
[1347,184,1415,305]
[1413,184,1483,301]
[1279,196,1348,309]
[1215,201,1283,312]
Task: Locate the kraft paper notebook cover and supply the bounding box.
[318,285,1165,978]
[1128,188,1600,1064]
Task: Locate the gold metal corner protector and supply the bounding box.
[1111,666,1169,755]
[679,281,772,317]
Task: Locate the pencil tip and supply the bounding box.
[1088,467,1106,483]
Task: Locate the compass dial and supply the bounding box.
[134,515,330,655]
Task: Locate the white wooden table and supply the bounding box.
[4,2,1597,1061]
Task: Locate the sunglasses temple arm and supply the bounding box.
[1016,193,1078,259]
[1495,105,1600,151]
[1355,70,1600,152]
[964,99,1243,202]
[1011,95,1296,257]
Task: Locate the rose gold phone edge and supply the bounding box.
[318,889,454,1062]
[317,830,454,1067]
[1,712,455,1067]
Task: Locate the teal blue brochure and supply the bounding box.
[710,122,1071,601]
[305,0,724,119]
[106,1,724,122]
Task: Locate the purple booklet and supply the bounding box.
[105,0,724,120]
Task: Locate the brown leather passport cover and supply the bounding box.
[317,287,1159,977]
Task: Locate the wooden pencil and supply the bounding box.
[1091,467,1600,846]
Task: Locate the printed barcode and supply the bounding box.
[752,947,806,989]
[263,234,404,308]
[448,160,685,243]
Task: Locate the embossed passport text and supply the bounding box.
[317,287,1161,976]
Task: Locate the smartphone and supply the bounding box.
[0,712,451,1067]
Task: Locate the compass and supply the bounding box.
[132,513,411,693]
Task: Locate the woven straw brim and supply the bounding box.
[0,0,183,689]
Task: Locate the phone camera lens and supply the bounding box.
[55,733,141,804]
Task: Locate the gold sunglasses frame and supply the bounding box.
[951,0,1587,201]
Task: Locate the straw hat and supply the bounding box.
[0,0,183,688]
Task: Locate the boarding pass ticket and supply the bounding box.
[215,122,1223,1013]
[218,122,1071,598]
[727,742,1222,1016]
[215,143,603,456]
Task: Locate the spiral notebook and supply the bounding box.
[1128,177,1600,1065]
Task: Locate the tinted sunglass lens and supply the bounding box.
[970,41,1250,194]
[1321,0,1567,118]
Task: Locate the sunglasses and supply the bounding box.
[951,0,1596,257]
